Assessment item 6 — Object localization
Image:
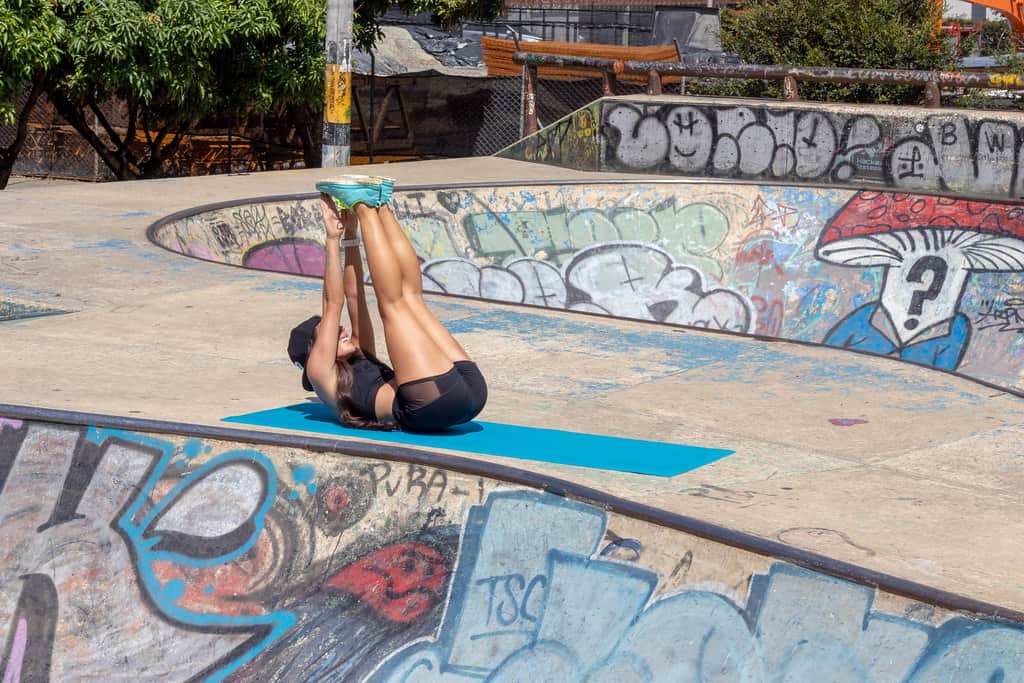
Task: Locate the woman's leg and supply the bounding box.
[355,204,452,385]
[378,205,472,363]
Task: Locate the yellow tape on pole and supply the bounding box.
[325,63,351,124]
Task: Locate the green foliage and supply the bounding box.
[55,0,278,119]
[0,0,65,126]
[46,0,283,178]
[706,0,955,104]
[4,0,502,180]
[978,20,1015,56]
[218,0,326,115]
[946,51,1024,111]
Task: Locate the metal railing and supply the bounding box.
[513,51,1024,135]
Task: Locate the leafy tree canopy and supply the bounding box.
[4,0,503,181]
[713,0,955,103]
[56,0,278,118]
[0,0,65,126]
[0,0,66,187]
[48,0,282,178]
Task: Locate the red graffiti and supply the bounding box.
[744,195,798,233]
[323,485,350,514]
[736,239,785,273]
[151,537,273,618]
[752,295,784,336]
[326,542,448,623]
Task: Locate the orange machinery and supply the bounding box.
[944,0,1024,47]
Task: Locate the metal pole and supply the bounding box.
[92,111,100,181]
[523,65,539,136]
[369,51,375,163]
[508,26,526,139]
[783,75,799,101]
[227,116,233,173]
[323,0,353,168]
[647,70,662,95]
[672,38,686,95]
[602,69,617,96]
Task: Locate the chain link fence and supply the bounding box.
[531,74,646,132]
[1,93,307,182]
[1,67,621,180]
[1,91,114,181]
[349,72,618,159]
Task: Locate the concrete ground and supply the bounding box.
[2,161,1023,617]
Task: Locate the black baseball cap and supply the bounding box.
[288,315,321,391]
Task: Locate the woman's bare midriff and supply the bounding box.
[374,380,398,423]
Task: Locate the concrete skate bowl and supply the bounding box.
[150,179,1024,398]
[2,406,1024,682]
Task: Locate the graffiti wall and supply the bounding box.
[499,97,1024,201]
[151,182,1024,394]
[1,415,1021,681]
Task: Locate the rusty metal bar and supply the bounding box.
[647,70,662,96]
[924,81,941,107]
[523,64,539,136]
[512,51,1024,94]
[602,69,617,96]
[783,75,799,101]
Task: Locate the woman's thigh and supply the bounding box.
[379,301,454,385]
[405,297,472,363]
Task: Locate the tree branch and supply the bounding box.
[141,108,156,147]
[162,118,192,158]
[48,87,133,179]
[0,77,47,189]
[88,101,127,155]
[123,98,138,169]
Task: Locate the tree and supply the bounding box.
[44,0,504,177]
[0,0,65,189]
[217,0,328,168]
[977,19,1015,56]
[46,0,280,180]
[710,0,955,104]
[235,0,505,168]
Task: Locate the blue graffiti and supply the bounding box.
[88,429,296,682]
[369,490,1024,682]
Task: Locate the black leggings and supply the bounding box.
[392,361,487,433]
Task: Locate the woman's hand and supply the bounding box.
[319,193,345,240]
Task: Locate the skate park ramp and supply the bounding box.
[152,179,1024,396]
[4,93,1024,680]
[2,408,1023,681]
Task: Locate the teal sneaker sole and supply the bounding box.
[316,175,394,209]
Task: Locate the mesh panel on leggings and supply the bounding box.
[396,376,444,411]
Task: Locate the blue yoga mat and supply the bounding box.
[223,402,733,477]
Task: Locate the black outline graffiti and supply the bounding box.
[144,460,272,560]
[1,574,58,682]
[601,102,1024,199]
[602,102,879,183]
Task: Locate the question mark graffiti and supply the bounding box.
[904,255,948,330]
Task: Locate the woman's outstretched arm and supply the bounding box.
[306,195,346,396]
[342,209,375,356]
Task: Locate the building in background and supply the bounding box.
[945,0,996,21]
[463,0,735,50]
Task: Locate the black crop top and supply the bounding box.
[348,355,395,419]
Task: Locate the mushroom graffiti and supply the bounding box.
[816,191,1024,370]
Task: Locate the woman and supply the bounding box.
[287,175,486,432]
